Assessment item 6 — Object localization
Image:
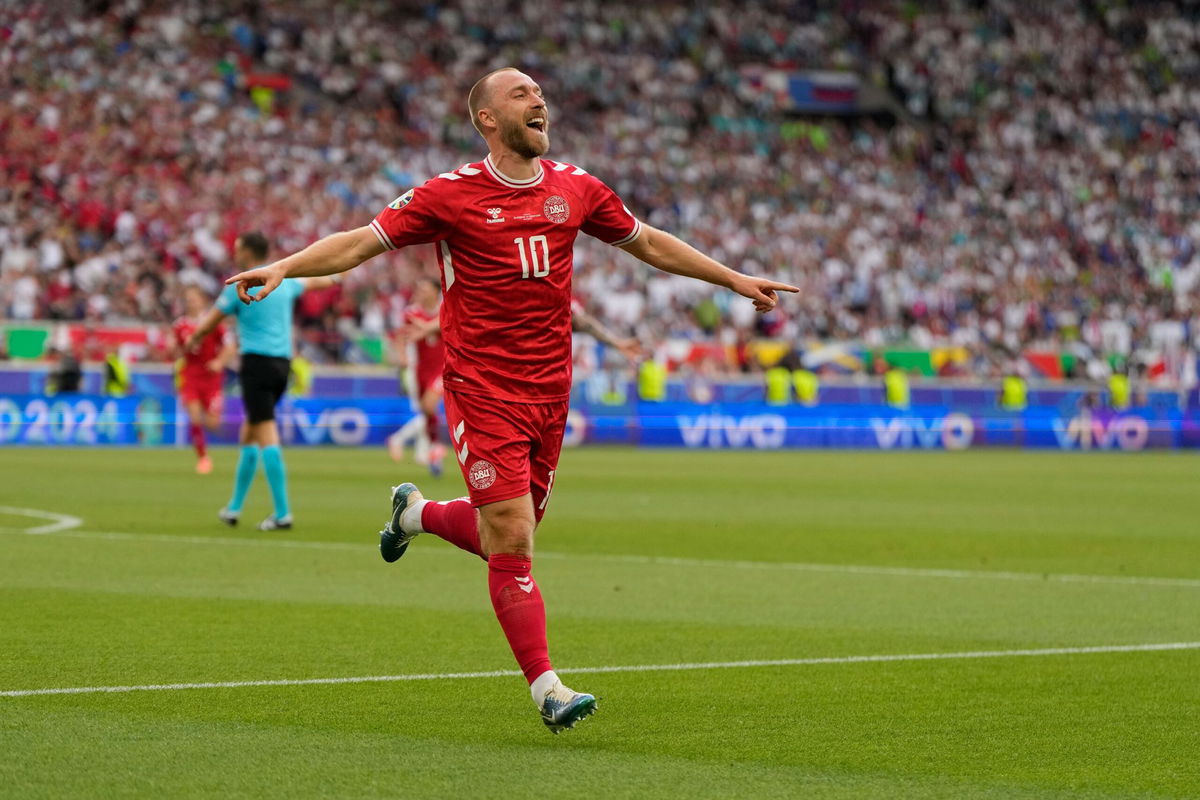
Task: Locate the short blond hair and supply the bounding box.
[467,67,519,135]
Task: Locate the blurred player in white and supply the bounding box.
[224,67,797,732]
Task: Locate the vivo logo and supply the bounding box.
[284,407,370,445]
[677,414,788,449]
[1052,415,1149,451]
[870,414,975,450]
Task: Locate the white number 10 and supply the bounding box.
[515,236,550,279]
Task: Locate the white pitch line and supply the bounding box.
[535,551,1200,590]
[3,523,1199,590]
[0,506,83,534]
[3,641,1197,699]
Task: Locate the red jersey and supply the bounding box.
[172,316,226,378]
[370,156,641,402]
[404,303,445,385]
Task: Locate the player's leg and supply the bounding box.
[220,355,268,525]
[183,396,211,473]
[380,392,591,730]
[220,419,259,526]
[380,388,482,560]
[387,413,423,462]
[516,399,593,731]
[203,389,223,432]
[480,492,592,732]
[421,380,446,476]
[255,357,292,531]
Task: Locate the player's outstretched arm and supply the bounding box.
[571,306,643,362]
[225,227,386,304]
[619,224,798,312]
[185,307,228,352]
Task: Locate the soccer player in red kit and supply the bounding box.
[172,285,232,474]
[390,277,447,476]
[224,67,799,732]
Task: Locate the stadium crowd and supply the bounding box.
[2,0,1199,385]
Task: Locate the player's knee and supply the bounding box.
[480,504,535,555]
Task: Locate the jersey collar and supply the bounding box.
[484,154,544,189]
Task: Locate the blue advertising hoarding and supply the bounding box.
[0,392,1191,451]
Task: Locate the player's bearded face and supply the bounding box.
[498,107,550,159]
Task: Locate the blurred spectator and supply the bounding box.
[45,348,82,395]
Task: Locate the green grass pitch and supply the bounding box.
[1,446,1197,798]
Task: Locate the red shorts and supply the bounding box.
[443,388,567,522]
[416,372,444,398]
[180,372,223,412]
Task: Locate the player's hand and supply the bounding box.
[615,338,644,363]
[225,263,285,304]
[204,359,221,373]
[732,275,800,313]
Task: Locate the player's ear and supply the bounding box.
[478,108,496,131]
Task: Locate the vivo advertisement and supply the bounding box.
[0,393,1195,451]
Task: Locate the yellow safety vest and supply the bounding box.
[290,356,313,397]
[884,368,909,408]
[793,369,819,406]
[1108,373,1130,410]
[764,367,791,405]
[104,354,130,397]
[638,360,667,402]
[1001,375,1027,411]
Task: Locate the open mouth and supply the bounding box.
[526,117,546,132]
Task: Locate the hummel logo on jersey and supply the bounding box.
[485,207,506,224]
[515,576,534,594]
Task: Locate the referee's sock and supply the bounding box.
[228,444,260,513]
[261,445,291,520]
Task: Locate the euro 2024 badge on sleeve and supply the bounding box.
[389,189,415,210]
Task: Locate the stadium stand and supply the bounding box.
[2,0,1199,386]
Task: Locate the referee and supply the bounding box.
[187,231,336,530]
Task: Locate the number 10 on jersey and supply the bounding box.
[515,236,550,279]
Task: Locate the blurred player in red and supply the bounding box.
[224,67,797,732]
[171,285,233,474]
[387,277,447,475]
[387,280,635,476]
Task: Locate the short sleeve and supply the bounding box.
[580,177,642,246]
[215,283,240,315]
[370,182,456,250]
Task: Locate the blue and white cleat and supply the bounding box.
[379,483,422,563]
[539,681,597,734]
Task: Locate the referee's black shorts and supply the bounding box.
[239,353,291,424]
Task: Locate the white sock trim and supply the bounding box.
[530,669,559,705]
[401,498,428,534]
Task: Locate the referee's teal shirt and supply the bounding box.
[216,271,306,358]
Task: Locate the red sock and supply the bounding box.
[425,411,439,444]
[190,423,207,458]
[421,499,484,559]
[488,553,552,683]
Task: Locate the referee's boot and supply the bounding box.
[379,483,422,563]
